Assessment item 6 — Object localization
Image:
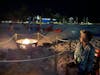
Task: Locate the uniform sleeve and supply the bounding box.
[87,47,95,72]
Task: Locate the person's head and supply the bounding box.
[80,30,93,43]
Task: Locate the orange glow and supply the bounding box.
[16,38,38,45]
[95,49,100,53]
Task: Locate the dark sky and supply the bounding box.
[0,0,99,17]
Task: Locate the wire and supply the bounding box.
[0,50,66,63]
[0,34,16,45]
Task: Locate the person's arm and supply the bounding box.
[87,47,95,72]
[74,43,80,63]
[74,49,78,61]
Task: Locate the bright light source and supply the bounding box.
[95,53,98,57]
[16,38,38,45]
[16,38,38,49]
[22,39,30,45]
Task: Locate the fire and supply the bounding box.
[16,38,38,45]
[22,39,30,45]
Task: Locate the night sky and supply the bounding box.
[0,0,99,19]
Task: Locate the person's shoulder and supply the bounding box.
[88,43,95,50]
[88,43,94,48]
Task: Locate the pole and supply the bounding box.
[15,33,17,40]
[37,32,40,41]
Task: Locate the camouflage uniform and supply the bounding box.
[74,42,95,75]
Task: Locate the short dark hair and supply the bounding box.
[80,30,93,41]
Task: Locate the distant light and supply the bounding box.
[52,19,56,21]
[42,18,51,20]
[42,18,51,23]
[37,15,40,20]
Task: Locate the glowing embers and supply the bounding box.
[16,38,38,49]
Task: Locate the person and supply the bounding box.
[74,30,95,75]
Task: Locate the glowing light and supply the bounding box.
[16,38,38,45]
[16,38,38,49]
[22,39,30,45]
[95,49,100,53]
[95,49,100,57]
[95,53,98,57]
